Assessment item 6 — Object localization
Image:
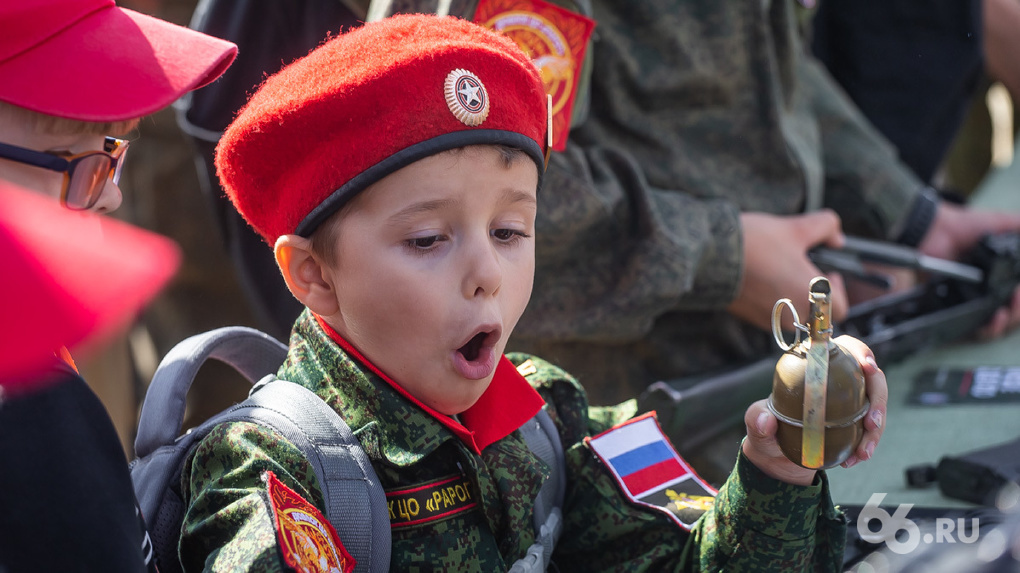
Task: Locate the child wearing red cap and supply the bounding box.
[178,14,887,572]
[0,0,235,212]
[0,2,236,571]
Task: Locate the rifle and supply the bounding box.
[639,233,1020,454]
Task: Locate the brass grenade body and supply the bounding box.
[767,277,869,470]
[770,340,868,469]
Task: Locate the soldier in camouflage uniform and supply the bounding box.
[370,0,1020,406]
[177,14,889,572]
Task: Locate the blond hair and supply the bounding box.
[0,101,138,136]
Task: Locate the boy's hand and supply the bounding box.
[740,335,888,486]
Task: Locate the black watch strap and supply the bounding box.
[896,186,939,248]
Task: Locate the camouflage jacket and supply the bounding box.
[178,310,846,571]
[370,0,926,403]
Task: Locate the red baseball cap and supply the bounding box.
[0,0,237,121]
[0,182,180,392]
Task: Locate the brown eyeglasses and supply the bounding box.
[0,137,130,210]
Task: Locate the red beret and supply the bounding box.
[217,14,549,243]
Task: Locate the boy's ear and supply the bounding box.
[274,235,339,316]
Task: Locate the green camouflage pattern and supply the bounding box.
[370,0,924,404]
[178,310,846,571]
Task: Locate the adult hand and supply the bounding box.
[729,210,849,332]
[920,202,1020,338]
[741,335,887,485]
[919,202,1020,261]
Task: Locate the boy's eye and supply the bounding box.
[409,236,440,249]
[493,228,528,241]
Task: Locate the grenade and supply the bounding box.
[767,277,869,469]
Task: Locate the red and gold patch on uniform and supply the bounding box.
[386,474,478,529]
[264,471,355,573]
[475,0,595,151]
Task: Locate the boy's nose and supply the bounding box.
[463,238,502,299]
[90,179,123,214]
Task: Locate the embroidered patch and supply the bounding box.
[264,471,355,573]
[586,412,718,531]
[386,474,477,529]
[475,0,596,151]
[445,69,490,126]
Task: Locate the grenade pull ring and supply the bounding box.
[771,299,810,352]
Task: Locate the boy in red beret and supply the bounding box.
[179,14,887,572]
[0,2,235,570]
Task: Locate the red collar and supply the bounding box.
[314,315,544,455]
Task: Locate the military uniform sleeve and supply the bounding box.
[178,421,326,572]
[521,144,743,343]
[556,432,845,571]
[802,56,929,242]
[523,356,846,572]
[685,451,846,571]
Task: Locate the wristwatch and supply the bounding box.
[896,186,939,248]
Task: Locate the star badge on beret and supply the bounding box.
[445,68,490,126]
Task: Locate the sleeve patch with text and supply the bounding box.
[385,474,478,529]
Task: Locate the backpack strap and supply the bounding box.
[510,407,566,573]
[242,378,391,573]
[134,326,287,458]
[132,327,389,573]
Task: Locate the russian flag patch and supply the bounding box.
[586,412,717,531]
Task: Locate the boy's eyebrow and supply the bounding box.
[500,188,538,207]
[387,188,537,223]
[388,198,458,224]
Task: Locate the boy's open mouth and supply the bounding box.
[452,326,500,380]
[458,331,489,362]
